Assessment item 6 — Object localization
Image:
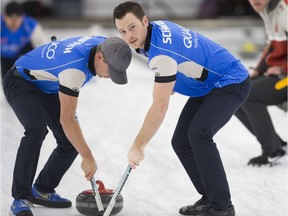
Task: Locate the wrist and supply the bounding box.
[133,140,146,150]
[81,149,93,159]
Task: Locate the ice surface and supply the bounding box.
[1,26,287,216]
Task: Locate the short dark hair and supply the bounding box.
[5,1,24,16]
[113,1,145,24]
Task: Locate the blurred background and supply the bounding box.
[1,0,265,60]
[0,0,260,26]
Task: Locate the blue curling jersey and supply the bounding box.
[1,15,37,58]
[15,36,107,94]
[139,21,249,97]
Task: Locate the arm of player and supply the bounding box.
[128,80,175,169]
[31,23,48,47]
[59,92,97,180]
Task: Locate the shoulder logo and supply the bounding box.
[72,87,80,92]
[46,41,60,59]
[151,66,158,70]
[155,72,161,76]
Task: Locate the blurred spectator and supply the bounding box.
[22,1,53,18]
[198,0,221,19]
[1,1,47,80]
[235,0,287,167]
[198,0,256,18]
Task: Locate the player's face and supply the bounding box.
[115,12,149,49]
[248,0,270,12]
[4,15,23,31]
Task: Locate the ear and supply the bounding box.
[142,15,149,27]
[95,52,104,62]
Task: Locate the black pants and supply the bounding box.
[172,78,251,210]
[234,75,287,155]
[1,57,17,80]
[3,68,78,199]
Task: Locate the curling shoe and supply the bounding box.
[29,184,72,208]
[248,148,286,167]
[179,197,235,216]
[9,199,34,216]
[204,205,235,216]
[179,196,210,215]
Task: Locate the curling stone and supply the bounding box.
[239,41,258,58]
[76,180,123,216]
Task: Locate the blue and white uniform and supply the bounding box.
[136,21,251,211]
[2,35,108,202]
[1,15,46,78]
[15,36,106,96]
[137,21,249,97]
[1,15,38,58]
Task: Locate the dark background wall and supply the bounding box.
[1,0,259,20]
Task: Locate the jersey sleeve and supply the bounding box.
[149,55,177,83]
[30,24,48,48]
[58,69,86,97]
[278,1,288,34]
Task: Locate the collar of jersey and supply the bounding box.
[88,46,97,76]
[136,23,152,54]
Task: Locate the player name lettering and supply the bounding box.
[64,36,91,54]
[155,21,172,44]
